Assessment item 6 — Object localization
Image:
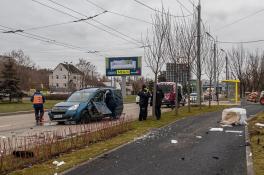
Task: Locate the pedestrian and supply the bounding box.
[138,84,150,121]
[151,86,164,120]
[177,89,182,108]
[31,89,45,125]
[105,91,117,119]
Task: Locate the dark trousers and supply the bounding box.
[34,107,44,121]
[139,105,148,121]
[155,105,161,120]
[110,107,116,119]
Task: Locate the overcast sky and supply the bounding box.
[0,0,264,77]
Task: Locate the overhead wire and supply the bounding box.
[174,0,193,15]
[133,0,193,18]
[0,24,98,53]
[215,8,264,32]
[85,0,153,25]
[43,0,142,45]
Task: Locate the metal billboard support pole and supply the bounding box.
[121,76,126,98]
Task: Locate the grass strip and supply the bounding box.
[248,112,264,175]
[9,105,230,175]
[123,95,136,104]
[0,100,62,113]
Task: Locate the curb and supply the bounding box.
[245,125,255,175]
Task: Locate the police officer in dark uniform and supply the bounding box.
[105,91,117,119]
[151,86,164,120]
[138,85,150,121]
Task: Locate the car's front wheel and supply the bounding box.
[79,110,91,124]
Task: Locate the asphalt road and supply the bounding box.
[65,104,264,175]
[0,103,143,138]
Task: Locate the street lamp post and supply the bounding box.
[220,49,229,99]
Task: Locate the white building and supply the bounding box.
[49,63,83,92]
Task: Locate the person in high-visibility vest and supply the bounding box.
[31,89,45,125]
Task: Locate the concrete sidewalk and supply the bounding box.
[63,104,263,175]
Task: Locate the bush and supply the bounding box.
[45,94,69,100]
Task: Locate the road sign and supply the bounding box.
[105,56,142,76]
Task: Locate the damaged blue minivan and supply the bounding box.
[48,88,123,124]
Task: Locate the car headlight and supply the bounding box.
[68,104,79,111]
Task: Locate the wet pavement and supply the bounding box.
[64,104,263,175]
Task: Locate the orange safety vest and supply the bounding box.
[33,94,43,104]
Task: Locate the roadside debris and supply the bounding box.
[255,123,264,127]
[196,136,202,139]
[171,140,178,144]
[225,130,243,134]
[209,128,223,132]
[212,156,219,160]
[221,124,233,128]
[221,108,247,125]
[53,160,65,167]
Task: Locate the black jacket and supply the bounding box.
[138,89,150,107]
[105,93,117,109]
[151,89,164,107]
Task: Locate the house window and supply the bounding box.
[63,75,67,79]
[60,67,62,71]
[64,83,67,87]
[56,75,59,79]
[73,76,76,79]
[56,83,59,87]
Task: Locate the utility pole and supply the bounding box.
[196,0,202,108]
[213,42,217,102]
[225,54,229,99]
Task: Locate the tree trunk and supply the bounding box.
[187,59,191,112]
[209,78,212,108]
[174,63,178,115]
[152,74,157,118]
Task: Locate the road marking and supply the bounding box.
[0,124,11,128]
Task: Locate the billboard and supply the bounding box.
[105,56,142,76]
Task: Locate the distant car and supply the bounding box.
[48,87,123,124]
[260,91,264,105]
[190,93,197,103]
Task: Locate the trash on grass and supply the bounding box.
[196,136,202,139]
[225,130,243,134]
[209,128,223,132]
[171,140,178,144]
[221,108,247,125]
[53,161,65,167]
[255,123,264,127]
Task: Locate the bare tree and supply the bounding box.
[177,16,197,112]
[143,8,169,118]
[228,45,247,97]
[204,43,214,107]
[76,58,97,87]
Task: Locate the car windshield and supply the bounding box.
[159,85,173,93]
[190,93,197,96]
[67,91,93,102]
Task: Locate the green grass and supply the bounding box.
[248,112,264,175]
[9,105,230,175]
[0,100,62,113]
[124,95,136,104]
